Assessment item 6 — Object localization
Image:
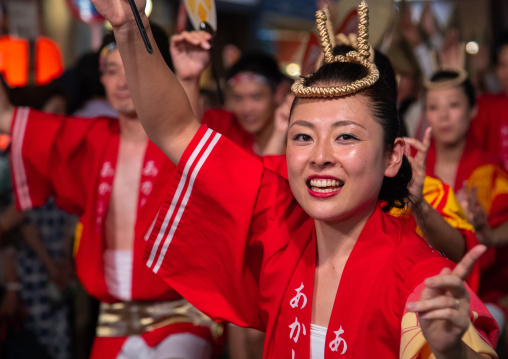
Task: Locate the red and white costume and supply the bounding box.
[9,108,218,358]
[145,126,499,359]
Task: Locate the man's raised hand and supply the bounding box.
[90,0,147,28]
[171,31,212,82]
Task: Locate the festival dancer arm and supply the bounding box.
[405,129,467,262]
[90,0,206,165]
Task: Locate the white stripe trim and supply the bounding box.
[146,129,214,268]
[11,107,32,210]
[153,132,221,273]
[144,208,160,241]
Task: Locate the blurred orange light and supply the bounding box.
[0,36,64,87]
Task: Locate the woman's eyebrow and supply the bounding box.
[332,120,366,129]
[289,120,314,129]
[290,119,367,130]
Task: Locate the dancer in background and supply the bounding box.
[0,25,223,359]
[423,69,508,336]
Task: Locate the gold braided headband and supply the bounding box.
[315,33,375,70]
[423,68,468,90]
[292,1,379,98]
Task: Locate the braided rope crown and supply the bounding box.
[424,43,468,90]
[424,68,469,90]
[292,1,379,98]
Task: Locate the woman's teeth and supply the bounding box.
[309,179,341,187]
[309,179,343,193]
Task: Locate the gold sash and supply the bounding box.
[96,299,223,339]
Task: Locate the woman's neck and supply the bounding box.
[435,138,466,166]
[314,203,376,267]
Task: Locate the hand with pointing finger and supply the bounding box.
[406,245,488,357]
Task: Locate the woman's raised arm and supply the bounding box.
[90,0,209,164]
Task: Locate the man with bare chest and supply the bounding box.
[0,28,219,359]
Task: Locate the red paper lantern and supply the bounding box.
[0,36,64,87]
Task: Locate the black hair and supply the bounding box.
[291,45,412,212]
[494,30,508,66]
[75,51,105,105]
[226,51,284,87]
[9,82,69,112]
[100,22,173,71]
[428,71,476,108]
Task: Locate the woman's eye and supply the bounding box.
[337,133,357,141]
[293,133,312,142]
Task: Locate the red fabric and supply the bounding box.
[426,137,508,308]
[471,94,508,172]
[8,108,216,347]
[202,109,255,154]
[145,126,498,358]
[9,108,179,303]
[90,323,215,359]
[262,155,287,178]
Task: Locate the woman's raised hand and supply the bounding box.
[404,127,432,207]
[90,0,146,28]
[407,245,487,357]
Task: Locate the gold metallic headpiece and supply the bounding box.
[292,1,379,98]
[423,68,469,90]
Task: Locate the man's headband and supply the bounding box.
[99,42,118,71]
[291,1,379,98]
[227,73,275,88]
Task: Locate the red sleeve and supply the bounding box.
[144,125,297,330]
[10,107,57,211]
[262,155,288,179]
[470,96,491,153]
[10,107,109,214]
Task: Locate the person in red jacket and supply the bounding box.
[0,26,225,358]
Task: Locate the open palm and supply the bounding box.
[90,0,146,28]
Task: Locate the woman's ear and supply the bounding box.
[384,137,405,178]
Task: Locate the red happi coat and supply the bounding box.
[9,107,213,343]
[263,156,481,293]
[471,94,508,172]
[426,138,508,307]
[145,126,498,359]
